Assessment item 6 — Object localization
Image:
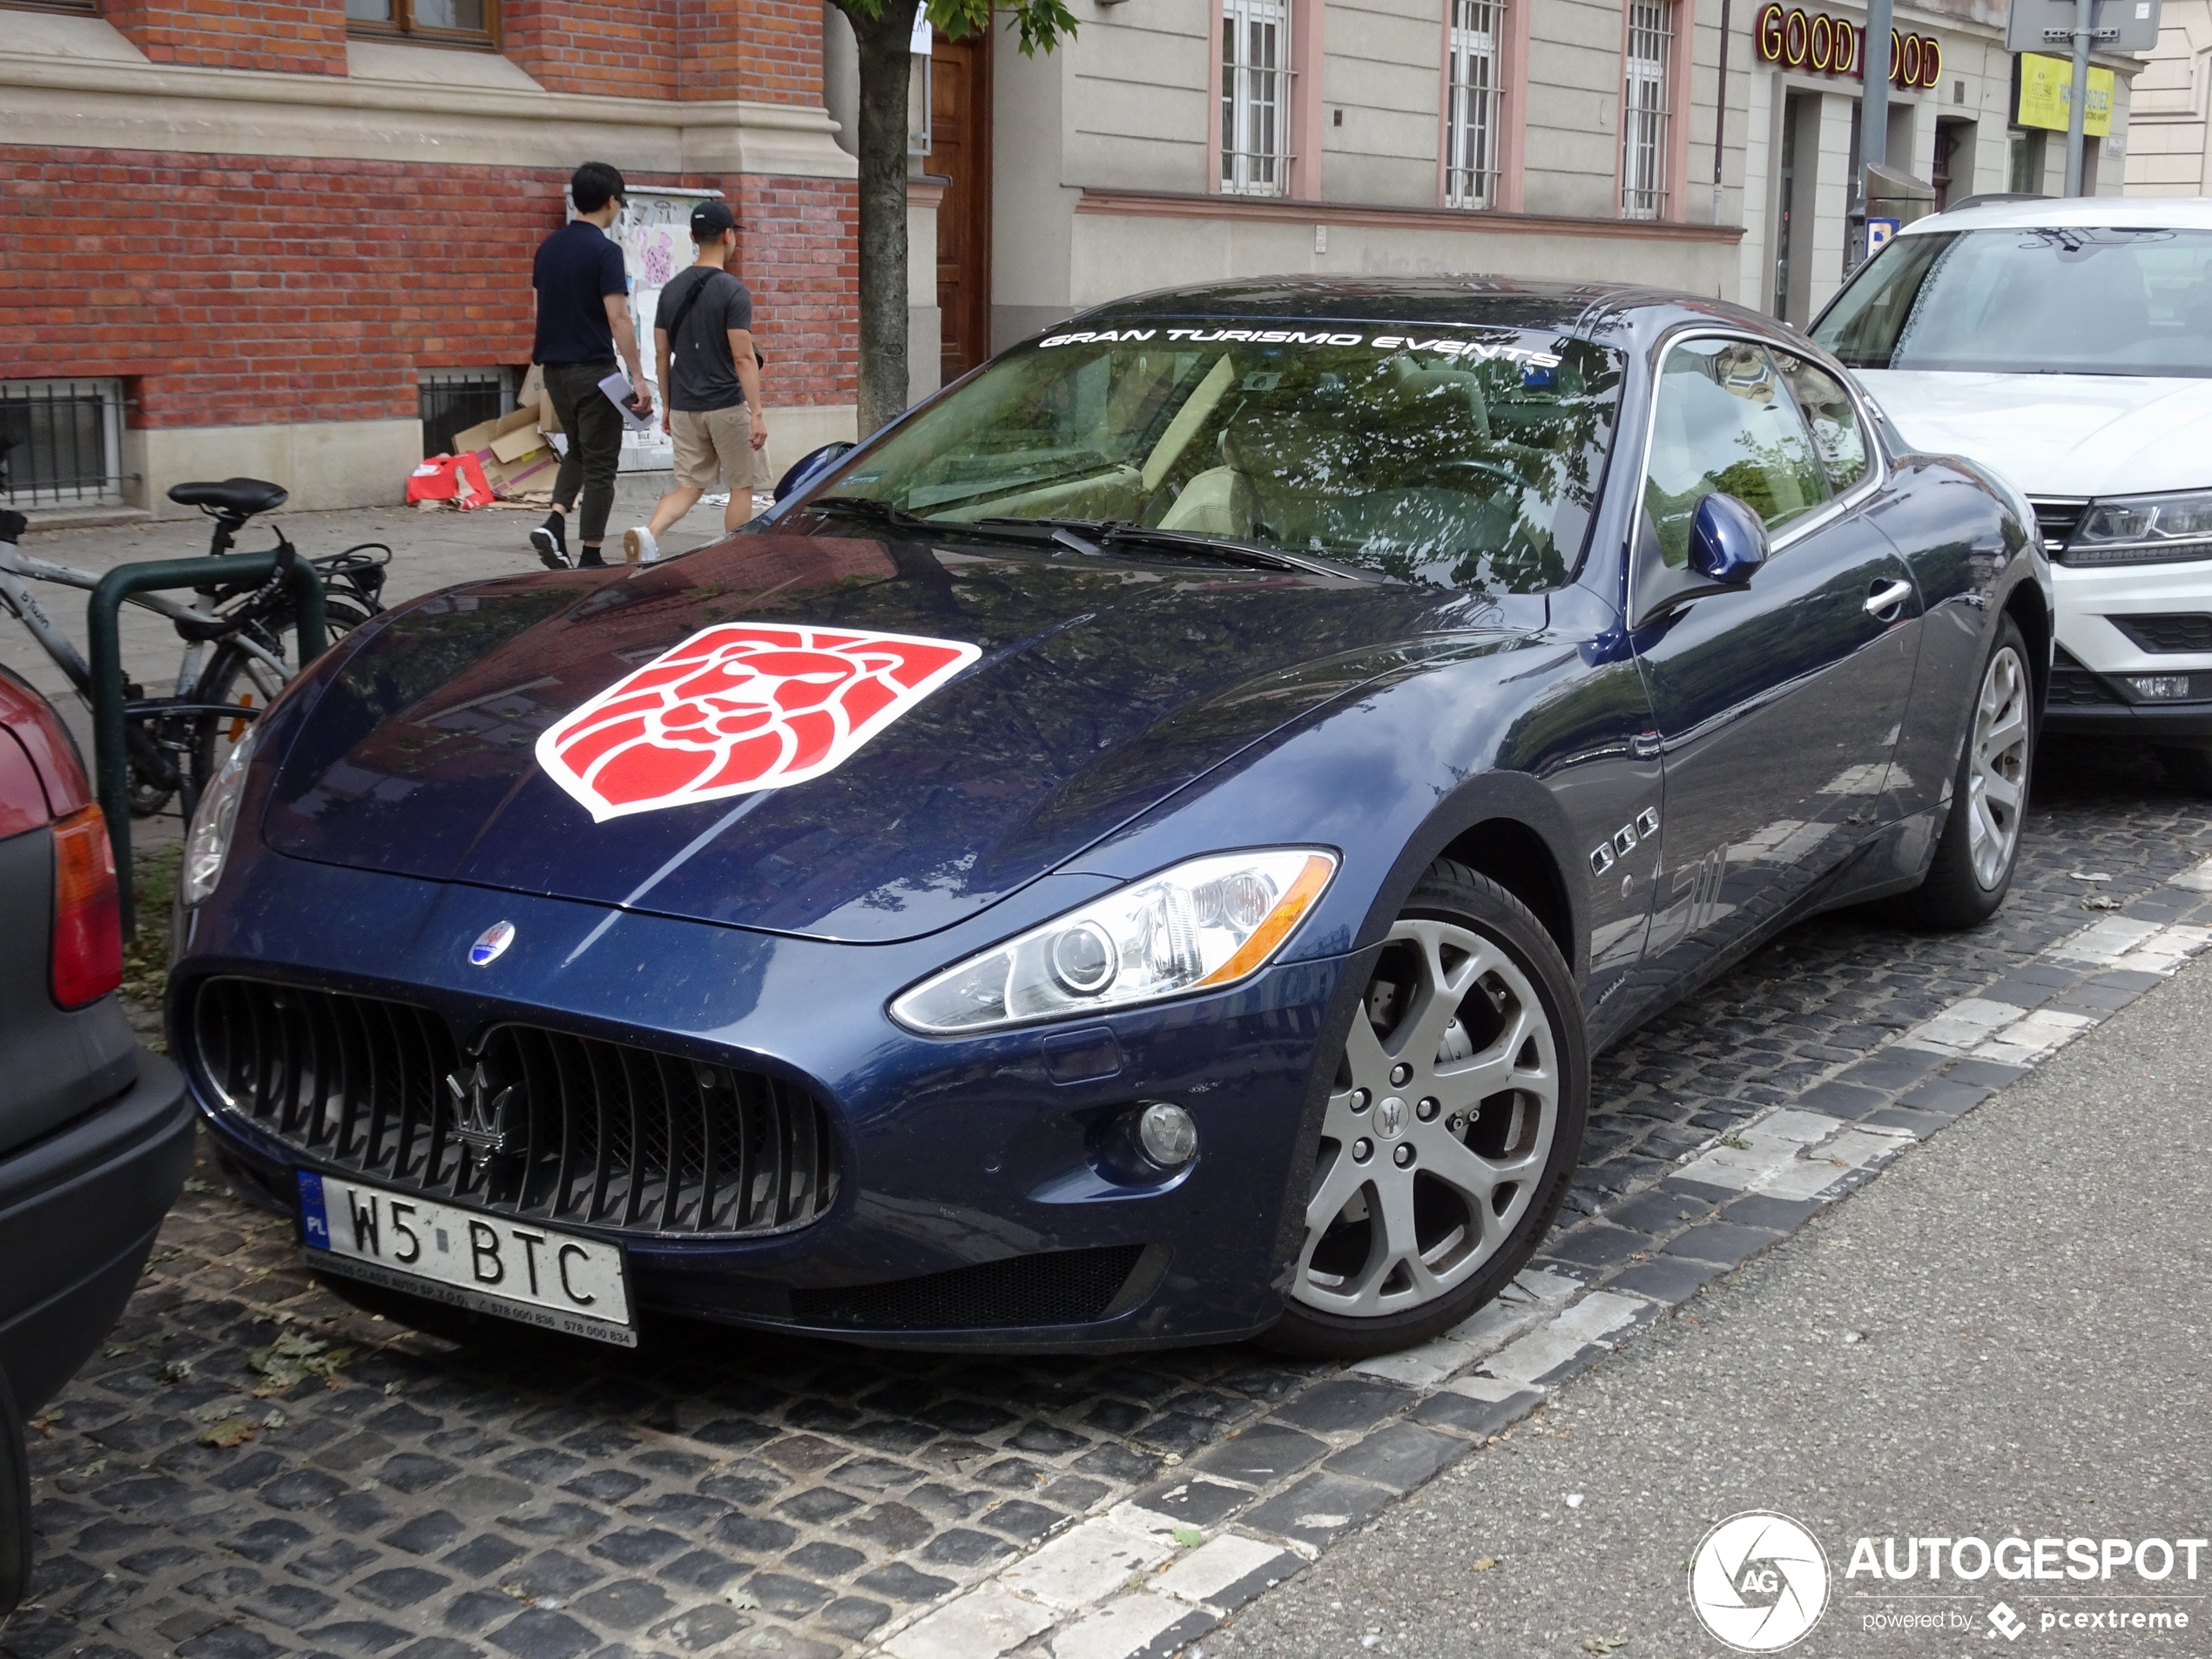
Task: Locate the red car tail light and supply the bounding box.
[51,804,123,1008]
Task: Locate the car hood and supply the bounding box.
[1858,370,2212,499]
[265,532,1501,942]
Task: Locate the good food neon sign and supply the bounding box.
[1754,4,1942,87]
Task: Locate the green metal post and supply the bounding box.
[88,551,327,937]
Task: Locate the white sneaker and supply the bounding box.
[622,525,659,564]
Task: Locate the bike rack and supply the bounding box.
[88,552,326,937]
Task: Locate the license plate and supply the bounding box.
[298,1171,636,1347]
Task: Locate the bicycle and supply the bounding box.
[0,462,388,819]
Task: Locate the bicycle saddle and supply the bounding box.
[168,478,288,517]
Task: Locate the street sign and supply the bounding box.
[2005,0,2161,55]
[1867,217,1899,253]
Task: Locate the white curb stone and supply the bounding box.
[1501,1266,1582,1305]
[1480,1290,1649,1382]
[2168,857,2212,893]
[1154,1534,1292,1609]
[883,1586,1057,1659]
[1047,1590,1192,1659]
[1894,997,2027,1055]
[999,1514,1177,1613]
[1347,1301,1543,1386]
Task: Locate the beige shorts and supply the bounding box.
[670,405,767,491]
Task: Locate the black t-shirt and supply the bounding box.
[531,221,628,367]
[654,266,754,413]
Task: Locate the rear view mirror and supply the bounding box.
[1688,492,1768,586]
[774,441,857,504]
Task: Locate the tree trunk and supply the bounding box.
[844,0,922,438]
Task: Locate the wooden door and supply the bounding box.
[930,28,992,381]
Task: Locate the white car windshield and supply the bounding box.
[793,324,1624,593]
[1814,226,2212,378]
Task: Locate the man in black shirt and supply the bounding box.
[529,160,652,569]
[622,199,767,564]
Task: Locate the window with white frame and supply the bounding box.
[0,378,124,509]
[1221,0,1289,196]
[1446,0,1506,208]
[1621,0,1674,219]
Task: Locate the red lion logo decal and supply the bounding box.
[536,623,981,821]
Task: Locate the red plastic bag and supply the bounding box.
[405,453,496,509]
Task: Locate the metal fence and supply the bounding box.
[419,368,514,459]
[0,379,125,509]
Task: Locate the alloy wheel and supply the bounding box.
[1966,644,2029,890]
[1291,917,1561,1318]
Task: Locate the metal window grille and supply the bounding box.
[0,379,124,509]
[1446,0,1506,208]
[419,368,513,460]
[1622,0,1674,219]
[1221,0,1290,197]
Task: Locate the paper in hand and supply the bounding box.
[597,369,655,434]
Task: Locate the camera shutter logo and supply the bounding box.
[1688,1511,1831,1652]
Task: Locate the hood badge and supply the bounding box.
[446,1063,517,1157]
[469,921,516,967]
[534,622,981,822]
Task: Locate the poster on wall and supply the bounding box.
[2014,51,2115,134]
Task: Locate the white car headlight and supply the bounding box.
[891,848,1339,1035]
[181,724,260,907]
[2066,488,2212,567]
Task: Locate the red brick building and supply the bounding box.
[1,0,859,518]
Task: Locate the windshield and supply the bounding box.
[789,323,1624,592]
[1813,226,2212,377]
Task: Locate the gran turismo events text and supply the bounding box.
[1846,1535,2209,1581]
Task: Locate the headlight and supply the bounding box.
[181,724,259,907]
[2064,489,2212,567]
[890,848,1338,1034]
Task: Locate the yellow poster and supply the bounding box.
[2016,52,2114,136]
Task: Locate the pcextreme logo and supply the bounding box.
[1689,1512,1832,1652]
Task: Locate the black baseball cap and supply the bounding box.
[691,200,738,237]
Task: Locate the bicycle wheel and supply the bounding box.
[184,599,372,807]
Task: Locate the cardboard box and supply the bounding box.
[517,363,546,408]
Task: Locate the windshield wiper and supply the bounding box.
[976,516,1371,579]
[799,496,1069,547]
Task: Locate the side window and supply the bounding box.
[1643,339,1831,567]
[1775,354,1870,494]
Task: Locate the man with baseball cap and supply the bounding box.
[622,199,768,563]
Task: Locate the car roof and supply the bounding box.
[1907,194,2212,234]
[1062,276,1793,355]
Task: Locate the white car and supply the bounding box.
[1811,195,2212,789]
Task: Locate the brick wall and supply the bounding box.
[679,0,824,104]
[98,0,351,76]
[1,148,856,426]
[502,0,682,98]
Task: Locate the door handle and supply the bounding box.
[1863,578,1913,617]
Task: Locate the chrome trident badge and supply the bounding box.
[446,1063,517,1156]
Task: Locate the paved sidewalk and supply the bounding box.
[1204,956,2212,1657]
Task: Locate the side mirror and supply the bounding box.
[773,441,857,504]
[1687,492,1768,586]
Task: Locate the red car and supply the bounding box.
[0,662,194,1615]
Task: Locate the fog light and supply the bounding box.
[2128,674,2200,700]
[1136,1102,1197,1168]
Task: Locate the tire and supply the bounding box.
[1264,860,1590,1360]
[1899,616,2033,930]
[184,600,372,806]
[2155,745,2212,795]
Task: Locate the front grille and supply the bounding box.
[2047,645,2123,707]
[2110,612,2212,655]
[790,1246,1147,1331]
[192,977,837,1237]
[2029,497,2087,555]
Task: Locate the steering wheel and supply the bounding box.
[1444,459,1524,491]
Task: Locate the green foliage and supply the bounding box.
[832,0,1078,57]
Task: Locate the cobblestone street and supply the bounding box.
[4,736,2209,1659]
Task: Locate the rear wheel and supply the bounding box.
[1265,861,1588,1359]
[1899,617,2033,930]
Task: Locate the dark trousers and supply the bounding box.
[543,361,624,544]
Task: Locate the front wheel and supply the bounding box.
[1899,616,2033,930]
[1265,861,1589,1359]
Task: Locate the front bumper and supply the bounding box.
[175,850,1360,1352]
[0,1049,195,1415]
[2047,561,2212,740]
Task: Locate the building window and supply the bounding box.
[1221,0,1289,196]
[0,379,124,509]
[345,0,499,48]
[2008,130,2047,192]
[1622,0,1674,219]
[419,368,514,460]
[1445,0,1507,208]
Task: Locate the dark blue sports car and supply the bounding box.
[172,280,2048,1359]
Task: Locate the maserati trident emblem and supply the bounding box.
[469,921,516,967]
[446,1064,517,1157]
